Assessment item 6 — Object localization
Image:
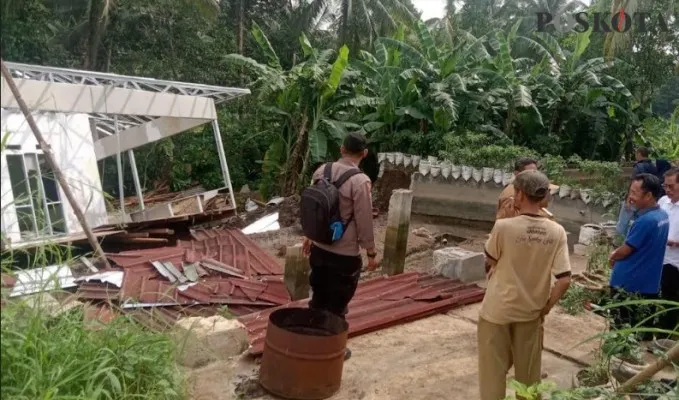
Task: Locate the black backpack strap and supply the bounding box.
[334,168,362,188]
[323,162,333,181]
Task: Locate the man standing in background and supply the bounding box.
[496,158,538,220]
[658,168,679,337]
[632,147,659,177]
[496,157,555,221]
[608,174,669,338]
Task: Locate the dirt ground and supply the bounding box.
[188,312,593,400]
[187,215,604,400]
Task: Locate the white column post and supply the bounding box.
[127,150,144,210]
[211,119,237,213]
[114,116,125,222]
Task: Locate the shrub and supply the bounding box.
[0,298,185,400]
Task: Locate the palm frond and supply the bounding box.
[251,22,282,70]
[377,37,432,70]
[414,20,439,61]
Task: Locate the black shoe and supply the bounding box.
[344,348,352,361]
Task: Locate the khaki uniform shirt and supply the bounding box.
[311,158,375,256]
[480,215,571,324]
[496,183,555,220]
[496,184,519,220]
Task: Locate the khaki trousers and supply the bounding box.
[478,317,543,400]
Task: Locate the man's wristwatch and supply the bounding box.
[367,251,377,258]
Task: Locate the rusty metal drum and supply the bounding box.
[259,307,349,400]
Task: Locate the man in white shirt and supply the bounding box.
[658,168,679,337]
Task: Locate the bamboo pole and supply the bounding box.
[617,343,679,393]
[1,59,111,269]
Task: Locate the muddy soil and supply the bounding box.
[277,195,300,228]
[372,169,411,212]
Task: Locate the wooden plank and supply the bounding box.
[201,259,246,279]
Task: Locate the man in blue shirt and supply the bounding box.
[609,173,669,338]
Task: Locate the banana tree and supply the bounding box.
[225,23,353,196]
[531,28,635,157]
[479,19,569,139]
[348,21,485,153]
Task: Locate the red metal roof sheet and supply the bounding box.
[238,272,486,355]
[177,229,283,277]
[77,282,121,300]
[76,229,290,314]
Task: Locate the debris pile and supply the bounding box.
[114,182,204,209]
[74,229,290,326]
[277,195,300,228]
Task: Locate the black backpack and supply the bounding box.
[301,163,361,245]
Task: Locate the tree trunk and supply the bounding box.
[282,112,310,196]
[504,104,514,138]
[238,0,245,55]
[84,0,107,69]
[617,343,679,393]
[548,106,559,135]
[339,0,352,47]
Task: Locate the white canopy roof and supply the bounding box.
[1,62,250,157]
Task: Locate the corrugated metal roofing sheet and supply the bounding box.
[178,229,283,277]
[74,229,289,317]
[238,272,485,355]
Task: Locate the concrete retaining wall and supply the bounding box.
[409,173,611,235]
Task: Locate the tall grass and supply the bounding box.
[1,297,186,400]
[1,240,186,399]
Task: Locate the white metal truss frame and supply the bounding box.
[2,62,248,221]
[4,62,250,136]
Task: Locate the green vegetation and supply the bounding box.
[1,0,676,198]
[0,297,185,399]
[1,240,185,399]
[505,298,679,400]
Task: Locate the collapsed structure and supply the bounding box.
[1,62,249,249]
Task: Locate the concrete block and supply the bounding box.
[382,189,414,276]
[433,247,485,282]
[284,244,310,300]
[573,243,593,257]
[566,231,577,254]
[174,316,248,367]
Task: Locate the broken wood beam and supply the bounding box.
[106,237,169,244]
[201,259,246,279]
[140,228,175,235]
[617,343,679,393]
[80,257,99,273]
[113,232,150,238]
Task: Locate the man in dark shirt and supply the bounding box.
[632,147,658,177]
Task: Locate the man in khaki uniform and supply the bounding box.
[497,158,556,220]
[479,171,572,400]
